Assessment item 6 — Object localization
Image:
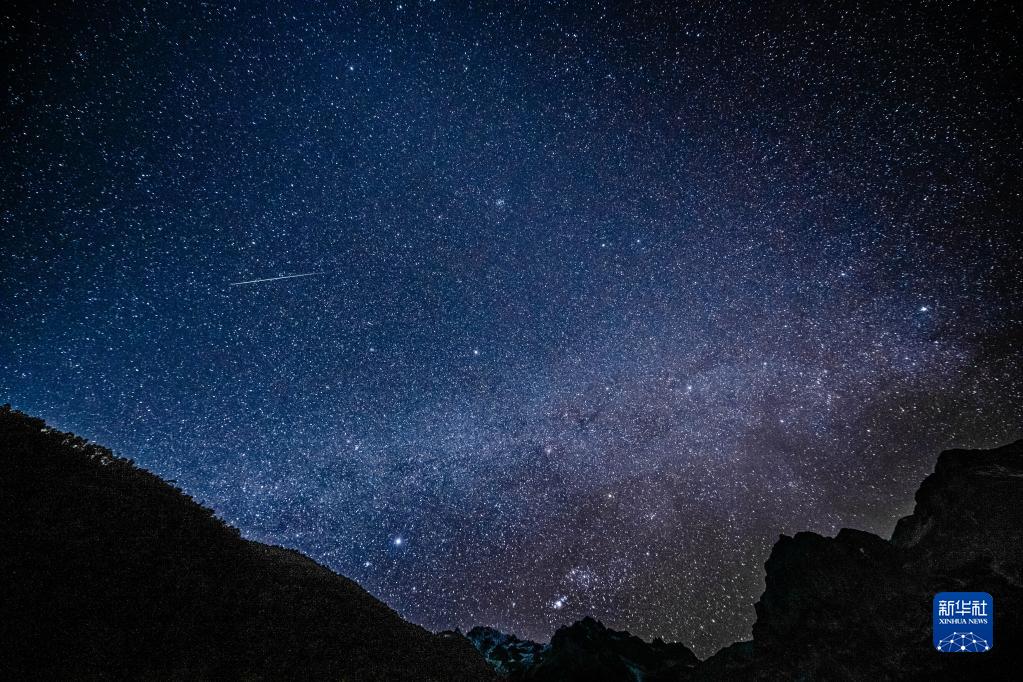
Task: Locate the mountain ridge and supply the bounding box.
[467,439,1023,680]
[0,405,497,681]
[3,404,1021,680]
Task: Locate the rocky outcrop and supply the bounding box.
[4,402,1020,680]
[468,617,699,681]
[535,617,700,681]
[891,440,1023,581]
[0,406,497,681]
[697,439,1023,681]
[466,626,548,676]
[470,441,1023,681]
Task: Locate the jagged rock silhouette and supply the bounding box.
[3,405,1021,680]
[471,440,1023,681]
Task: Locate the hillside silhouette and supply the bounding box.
[0,406,495,680]
[2,405,1021,680]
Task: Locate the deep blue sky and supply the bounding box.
[3,0,1021,656]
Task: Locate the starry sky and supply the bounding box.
[3,0,1021,657]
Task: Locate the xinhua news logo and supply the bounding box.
[933,592,993,653]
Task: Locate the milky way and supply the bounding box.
[2,1,1021,656]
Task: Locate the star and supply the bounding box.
[3,0,1020,661]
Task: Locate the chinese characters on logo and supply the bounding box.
[933,592,993,653]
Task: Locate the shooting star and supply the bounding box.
[229,271,324,286]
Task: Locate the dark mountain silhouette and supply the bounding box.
[466,617,699,681]
[0,406,496,681]
[697,439,1023,681]
[465,626,547,676]
[470,440,1023,680]
[3,405,1021,680]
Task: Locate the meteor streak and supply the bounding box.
[229,272,324,286]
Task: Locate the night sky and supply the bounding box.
[3,1,1021,657]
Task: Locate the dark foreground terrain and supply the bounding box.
[0,406,495,681]
[2,405,1020,680]
[468,439,1023,681]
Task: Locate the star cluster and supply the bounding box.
[2,1,1021,656]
